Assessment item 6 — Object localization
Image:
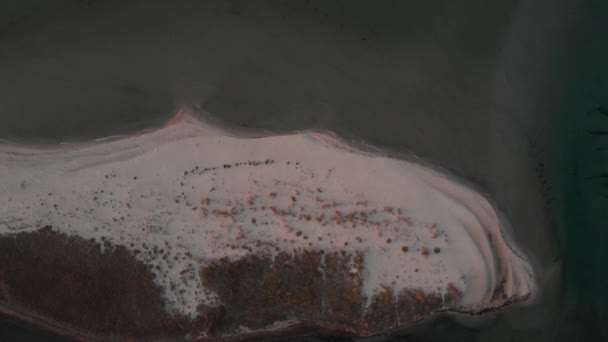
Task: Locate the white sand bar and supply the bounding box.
[0,108,535,319]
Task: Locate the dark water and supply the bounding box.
[551,3,608,339]
[0,1,606,341]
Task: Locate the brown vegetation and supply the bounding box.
[0,227,463,340]
[198,249,461,338]
[0,227,187,339]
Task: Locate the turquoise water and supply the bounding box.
[553,2,608,340]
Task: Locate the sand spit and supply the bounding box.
[0,108,534,338]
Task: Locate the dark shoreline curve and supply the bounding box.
[0,294,534,342]
[0,307,83,342]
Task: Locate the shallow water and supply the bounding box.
[0,1,606,341]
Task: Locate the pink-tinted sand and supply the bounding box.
[0,107,534,324]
